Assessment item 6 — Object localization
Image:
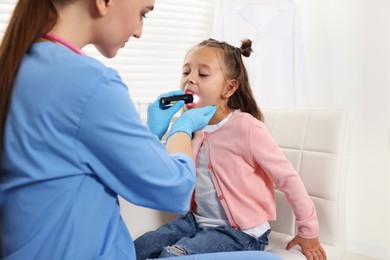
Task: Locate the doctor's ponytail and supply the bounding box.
[0,0,59,174]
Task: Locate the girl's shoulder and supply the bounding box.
[230,111,271,136]
[231,110,265,126]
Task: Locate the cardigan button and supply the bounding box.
[231,224,238,229]
[218,195,224,200]
[208,163,212,169]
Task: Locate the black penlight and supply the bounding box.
[159,94,194,109]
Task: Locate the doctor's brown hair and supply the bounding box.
[0,0,72,174]
[196,38,263,122]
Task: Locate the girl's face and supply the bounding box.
[180,46,233,116]
[93,0,154,58]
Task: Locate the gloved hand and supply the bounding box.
[147,90,185,140]
[167,105,217,140]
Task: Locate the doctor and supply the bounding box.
[0,0,281,259]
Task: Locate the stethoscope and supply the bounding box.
[44,32,86,56]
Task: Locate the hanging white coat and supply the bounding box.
[212,0,308,107]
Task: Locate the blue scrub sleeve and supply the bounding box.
[77,69,195,214]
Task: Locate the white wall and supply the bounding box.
[294,0,390,258]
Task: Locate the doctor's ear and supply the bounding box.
[223,79,239,98]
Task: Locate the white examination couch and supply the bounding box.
[120,108,352,259]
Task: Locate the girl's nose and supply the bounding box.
[185,73,196,84]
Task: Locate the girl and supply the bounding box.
[135,38,327,260]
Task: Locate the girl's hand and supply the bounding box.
[286,235,327,260]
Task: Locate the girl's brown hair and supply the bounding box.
[197,38,263,121]
[0,0,69,173]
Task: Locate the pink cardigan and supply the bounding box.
[191,111,319,239]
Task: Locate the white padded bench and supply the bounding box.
[120,108,352,259]
[263,108,352,259]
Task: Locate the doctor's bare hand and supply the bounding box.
[286,235,327,260]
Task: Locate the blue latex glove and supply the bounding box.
[147,90,185,140]
[167,106,217,140]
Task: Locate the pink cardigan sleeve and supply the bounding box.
[249,121,319,239]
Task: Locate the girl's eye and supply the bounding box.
[182,72,190,76]
[199,69,210,77]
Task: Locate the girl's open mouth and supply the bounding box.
[185,91,199,108]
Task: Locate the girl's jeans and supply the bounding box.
[134,213,271,260]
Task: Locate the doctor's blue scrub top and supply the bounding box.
[0,42,196,259]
